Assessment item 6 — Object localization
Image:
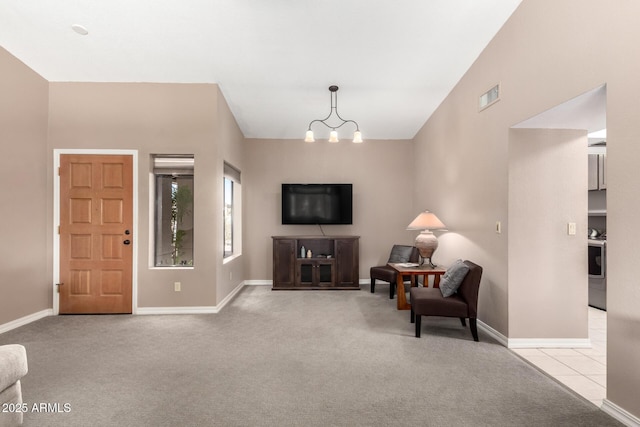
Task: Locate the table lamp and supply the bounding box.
[407,210,446,267]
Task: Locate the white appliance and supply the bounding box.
[588,238,606,310]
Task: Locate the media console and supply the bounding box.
[272,236,359,290]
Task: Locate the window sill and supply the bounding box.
[223,253,242,265]
[149,266,195,270]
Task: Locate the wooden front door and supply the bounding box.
[59,154,133,314]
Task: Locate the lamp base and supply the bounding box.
[420,257,437,268]
[414,230,438,267]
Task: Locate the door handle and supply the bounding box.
[123,240,131,245]
[125,229,131,235]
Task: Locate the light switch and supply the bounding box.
[567,223,576,235]
[495,221,501,234]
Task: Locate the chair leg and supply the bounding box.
[370,279,375,293]
[460,317,466,327]
[410,308,415,323]
[415,315,421,338]
[389,282,395,299]
[470,318,479,342]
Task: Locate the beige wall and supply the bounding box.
[3,0,640,419]
[508,129,588,338]
[243,138,415,281]
[0,47,49,324]
[214,86,246,303]
[413,0,640,416]
[47,82,244,309]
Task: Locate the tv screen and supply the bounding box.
[282,184,352,225]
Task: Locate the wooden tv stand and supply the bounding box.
[272,236,359,290]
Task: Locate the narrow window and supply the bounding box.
[224,162,241,259]
[153,155,194,267]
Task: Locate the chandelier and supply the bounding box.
[304,85,363,143]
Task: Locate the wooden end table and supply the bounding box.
[388,263,447,310]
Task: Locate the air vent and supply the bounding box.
[479,83,500,111]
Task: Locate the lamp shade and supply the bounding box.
[406,211,446,230]
[328,130,339,143]
[352,131,363,143]
[304,130,315,142]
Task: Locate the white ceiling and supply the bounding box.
[0,0,523,140]
[512,85,607,144]
[513,85,606,134]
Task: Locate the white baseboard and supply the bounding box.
[244,280,371,287]
[508,338,591,349]
[137,281,247,315]
[136,306,219,315]
[0,309,53,334]
[215,281,246,310]
[246,280,370,287]
[244,280,271,286]
[477,319,508,347]
[476,321,591,350]
[601,399,640,427]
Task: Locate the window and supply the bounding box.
[224,162,241,259]
[153,155,194,267]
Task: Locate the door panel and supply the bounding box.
[60,154,133,314]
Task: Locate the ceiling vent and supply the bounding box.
[479,83,500,111]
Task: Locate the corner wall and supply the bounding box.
[47,82,223,309]
[508,129,588,339]
[214,85,246,304]
[243,138,415,281]
[0,47,49,325]
[412,0,640,417]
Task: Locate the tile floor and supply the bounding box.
[512,306,607,407]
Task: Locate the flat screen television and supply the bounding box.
[282,184,353,225]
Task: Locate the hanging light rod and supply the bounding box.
[304,85,363,143]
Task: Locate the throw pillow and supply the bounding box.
[439,259,469,297]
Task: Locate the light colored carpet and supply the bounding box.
[0,286,622,427]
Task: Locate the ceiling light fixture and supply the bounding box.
[304,85,363,143]
[71,24,89,36]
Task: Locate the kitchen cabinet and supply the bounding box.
[588,153,606,191]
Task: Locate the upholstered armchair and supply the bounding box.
[0,344,28,426]
[409,260,483,341]
[370,245,420,299]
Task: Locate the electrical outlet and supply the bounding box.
[174,282,181,292]
[567,222,577,235]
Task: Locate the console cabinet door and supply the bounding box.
[335,238,359,287]
[296,259,335,287]
[273,238,295,288]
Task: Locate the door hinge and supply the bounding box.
[58,167,61,176]
[56,283,64,293]
[58,225,60,234]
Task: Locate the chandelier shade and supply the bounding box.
[305,85,363,143]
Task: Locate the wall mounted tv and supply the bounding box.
[282,184,353,225]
